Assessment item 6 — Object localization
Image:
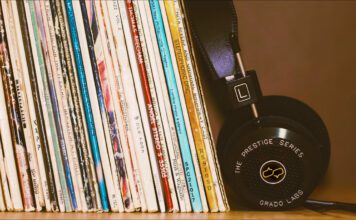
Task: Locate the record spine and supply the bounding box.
[47,0,93,211]
[178,0,230,211]
[99,1,146,211]
[23,0,60,211]
[42,0,84,211]
[80,0,128,212]
[149,0,204,212]
[141,1,191,212]
[0,11,23,210]
[59,0,101,211]
[132,0,179,212]
[125,0,174,212]
[1,1,36,211]
[164,0,219,212]
[10,1,45,210]
[66,0,116,211]
[53,0,97,211]
[91,0,140,211]
[40,0,80,211]
[118,0,166,212]
[17,0,58,211]
[107,0,159,212]
[29,0,68,211]
[159,1,209,212]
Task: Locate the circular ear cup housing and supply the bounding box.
[218,96,330,210]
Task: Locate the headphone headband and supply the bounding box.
[183,0,237,80]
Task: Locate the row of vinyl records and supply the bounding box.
[0,0,229,213]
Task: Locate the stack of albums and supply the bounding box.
[0,0,229,213]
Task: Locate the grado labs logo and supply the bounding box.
[260,160,286,185]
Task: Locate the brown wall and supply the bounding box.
[203,1,356,204]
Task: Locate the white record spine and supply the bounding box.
[118,0,166,212]
[132,0,179,212]
[94,0,141,212]
[10,1,45,210]
[107,0,159,212]
[0,77,22,211]
[3,0,37,211]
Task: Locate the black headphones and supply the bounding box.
[183,0,356,211]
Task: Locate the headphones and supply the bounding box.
[183,0,356,211]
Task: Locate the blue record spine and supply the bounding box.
[149,0,203,211]
[64,0,109,211]
[33,0,76,210]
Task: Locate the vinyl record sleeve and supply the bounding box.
[132,0,179,212]
[179,0,231,211]
[118,0,166,212]
[0,10,23,210]
[107,0,159,212]
[51,0,95,211]
[1,1,37,211]
[149,0,204,212]
[26,0,69,211]
[164,0,220,212]
[125,0,174,212]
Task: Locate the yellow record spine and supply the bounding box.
[178,0,230,211]
[164,0,219,212]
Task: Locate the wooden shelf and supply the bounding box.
[0,187,354,219]
[0,209,355,219]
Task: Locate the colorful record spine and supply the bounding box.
[80,0,129,212]
[48,0,94,211]
[89,0,139,211]
[23,0,60,212]
[159,1,209,212]
[39,0,79,211]
[0,11,23,210]
[54,0,97,211]
[149,0,203,212]
[0,133,13,211]
[118,0,166,212]
[28,0,68,211]
[42,0,85,211]
[125,0,174,212]
[132,0,179,212]
[10,0,46,210]
[106,0,159,212]
[66,0,117,212]
[178,0,230,211]
[17,0,58,212]
[59,0,101,211]
[99,1,146,211]
[140,1,191,212]
[164,0,218,212]
[1,1,37,211]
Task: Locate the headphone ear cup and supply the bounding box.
[217,96,330,209]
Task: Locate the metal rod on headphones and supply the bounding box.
[235,52,259,118]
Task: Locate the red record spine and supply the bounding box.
[125,0,173,212]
